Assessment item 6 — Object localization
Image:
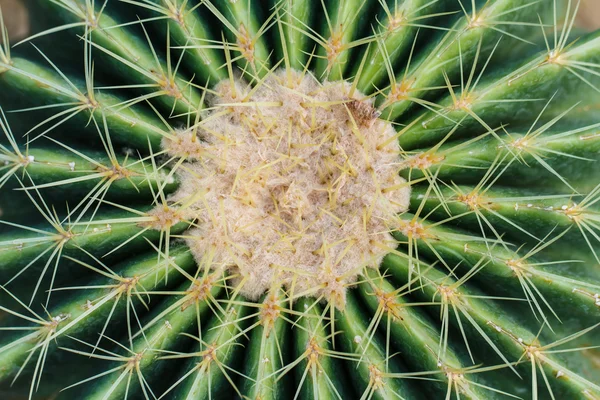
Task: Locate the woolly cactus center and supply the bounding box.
[163,70,410,303]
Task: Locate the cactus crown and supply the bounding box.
[164,70,410,302]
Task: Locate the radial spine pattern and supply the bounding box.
[0,0,599,399]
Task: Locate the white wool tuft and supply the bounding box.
[162,70,410,304]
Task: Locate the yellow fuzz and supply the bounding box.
[163,70,410,303]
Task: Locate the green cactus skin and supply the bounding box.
[0,0,599,399]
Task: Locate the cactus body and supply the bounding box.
[0,0,600,399]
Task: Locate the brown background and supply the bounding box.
[578,0,600,29]
[1,0,599,42]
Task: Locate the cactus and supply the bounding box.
[0,0,600,398]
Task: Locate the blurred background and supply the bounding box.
[577,0,600,29]
[0,0,599,43]
[1,0,29,41]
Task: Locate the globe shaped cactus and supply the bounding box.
[0,0,599,398]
